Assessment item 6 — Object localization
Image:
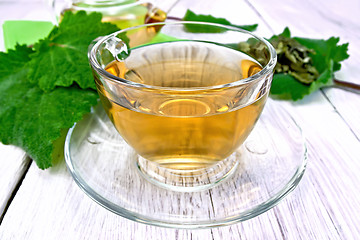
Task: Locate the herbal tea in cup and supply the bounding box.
[88,22,276,190]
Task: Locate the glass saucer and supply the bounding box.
[64,99,307,229]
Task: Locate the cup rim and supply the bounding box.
[88,21,277,91]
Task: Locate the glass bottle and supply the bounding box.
[50,0,177,29]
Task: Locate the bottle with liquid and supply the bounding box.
[50,0,176,29]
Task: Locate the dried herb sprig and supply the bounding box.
[239,27,350,100]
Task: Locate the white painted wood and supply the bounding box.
[244,0,360,238]
[209,93,360,239]
[0,144,30,218]
[167,0,274,37]
[322,88,360,140]
[1,0,360,239]
[0,0,53,220]
[249,0,360,140]
[0,161,214,240]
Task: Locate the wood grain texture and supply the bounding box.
[0,162,214,240]
[249,0,360,141]
[0,144,30,220]
[1,0,360,239]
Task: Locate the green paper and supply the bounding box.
[2,20,54,50]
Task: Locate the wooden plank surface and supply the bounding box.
[0,145,30,220]
[0,162,215,240]
[0,0,53,221]
[0,0,360,239]
[249,0,360,139]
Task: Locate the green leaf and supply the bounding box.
[270,73,311,101]
[271,61,335,100]
[27,11,120,91]
[0,45,98,169]
[183,10,258,33]
[269,27,291,40]
[0,45,33,74]
[294,36,349,72]
[310,60,334,89]
[268,28,349,100]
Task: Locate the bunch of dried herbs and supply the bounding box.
[238,27,349,100]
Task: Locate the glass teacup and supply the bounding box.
[88,21,276,191]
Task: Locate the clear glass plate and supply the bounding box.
[64,99,307,229]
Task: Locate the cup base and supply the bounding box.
[136,153,239,192]
[64,99,307,228]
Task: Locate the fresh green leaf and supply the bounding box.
[239,27,349,100]
[0,12,128,169]
[27,11,120,91]
[271,62,335,101]
[183,10,258,33]
[270,73,311,101]
[268,28,349,100]
[294,36,349,72]
[309,60,334,89]
[269,27,291,40]
[0,45,98,169]
[0,45,34,74]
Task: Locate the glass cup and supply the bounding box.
[88,21,277,191]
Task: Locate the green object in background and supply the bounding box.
[149,33,180,44]
[2,20,54,50]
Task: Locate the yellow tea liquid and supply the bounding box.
[96,42,267,170]
[60,2,166,30]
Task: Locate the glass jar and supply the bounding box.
[51,0,173,29]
